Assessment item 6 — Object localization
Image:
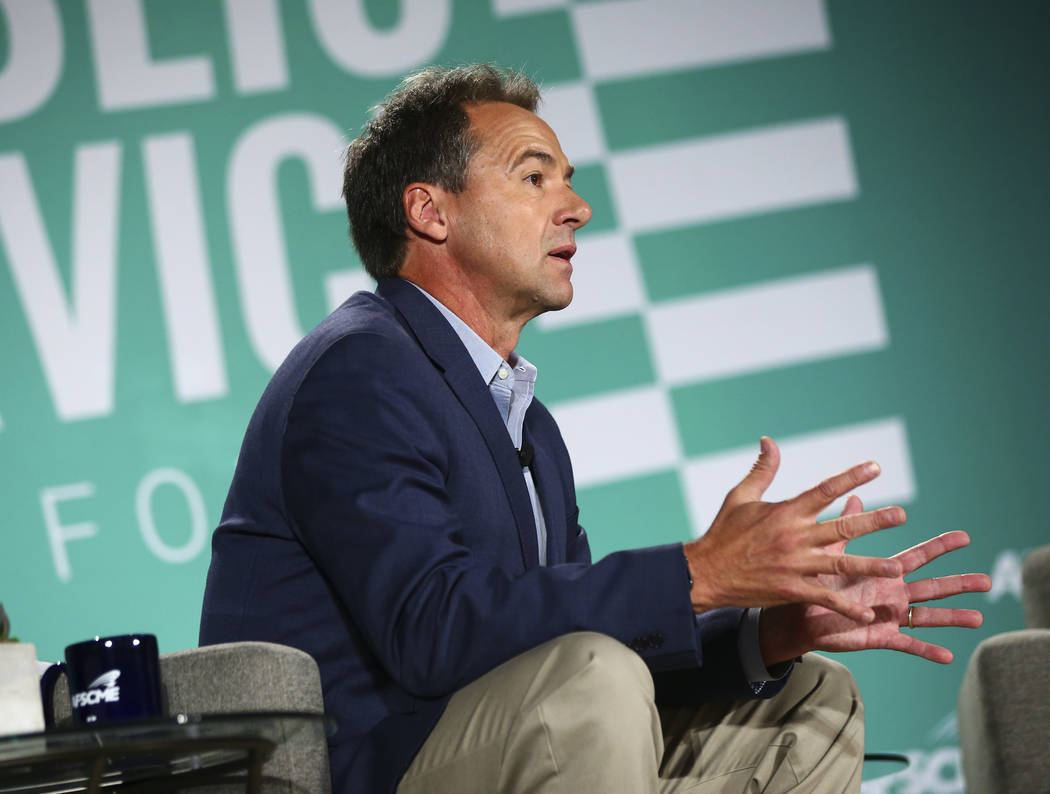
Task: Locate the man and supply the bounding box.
[200,65,990,793]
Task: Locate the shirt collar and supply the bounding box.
[408,282,507,384]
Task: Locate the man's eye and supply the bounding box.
[526,173,541,186]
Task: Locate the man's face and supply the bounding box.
[443,101,592,322]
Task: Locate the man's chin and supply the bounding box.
[538,284,573,315]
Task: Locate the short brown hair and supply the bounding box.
[342,64,540,280]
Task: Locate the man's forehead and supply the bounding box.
[466,101,565,164]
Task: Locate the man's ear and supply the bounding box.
[403,183,448,243]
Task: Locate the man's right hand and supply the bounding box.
[682,437,905,624]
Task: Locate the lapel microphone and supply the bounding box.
[517,442,534,468]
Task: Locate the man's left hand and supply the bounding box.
[759,495,992,665]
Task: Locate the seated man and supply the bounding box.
[200,65,990,793]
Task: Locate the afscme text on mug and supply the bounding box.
[71,669,121,713]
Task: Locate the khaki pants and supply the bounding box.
[397,632,863,794]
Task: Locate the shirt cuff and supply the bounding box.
[738,607,794,685]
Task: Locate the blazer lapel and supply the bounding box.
[376,279,541,568]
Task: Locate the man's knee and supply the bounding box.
[516,632,658,740]
[777,653,865,749]
[524,633,663,776]
[791,654,863,709]
[534,631,654,700]
[401,632,661,791]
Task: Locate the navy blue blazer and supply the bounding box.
[200,278,777,793]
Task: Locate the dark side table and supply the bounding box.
[0,712,331,793]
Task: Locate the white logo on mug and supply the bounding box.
[72,669,121,708]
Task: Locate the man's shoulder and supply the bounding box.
[284,289,420,373]
[248,289,427,421]
[311,289,403,344]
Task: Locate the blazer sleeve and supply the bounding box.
[559,469,787,702]
[280,330,754,700]
[545,407,785,703]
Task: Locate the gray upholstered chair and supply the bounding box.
[47,641,331,793]
[958,545,1050,793]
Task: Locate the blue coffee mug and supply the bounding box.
[41,634,163,727]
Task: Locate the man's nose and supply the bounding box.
[554,189,592,229]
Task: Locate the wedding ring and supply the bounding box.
[907,605,915,629]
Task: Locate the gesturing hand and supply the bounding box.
[759,495,992,665]
[683,437,906,623]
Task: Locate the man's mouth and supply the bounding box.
[547,244,576,263]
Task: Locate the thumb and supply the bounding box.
[728,436,780,505]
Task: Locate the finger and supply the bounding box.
[825,495,862,555]
[894,531,972,575]
[906,573,992,603]
[904,606,984,629]
[805,551,903,578]
[826,496,890,558]
[794,460,881,514]
[839,494,864,517]
[796,582,876,624]
[726,436,781,505]
[884,633,954,664]
[814,505,907,547]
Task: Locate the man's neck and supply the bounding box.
[398,267,528,361]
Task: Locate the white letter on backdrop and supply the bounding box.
[0,145,121,421]
[86,0,215,111]
[40,482,98,583]
[223,0,289,94]
[306,0,450,76]
[0,0,63,123]
[142,133,229,403]
[227,113,344,371]
[136,468,208,563]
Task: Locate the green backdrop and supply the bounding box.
[2,2,1047,790]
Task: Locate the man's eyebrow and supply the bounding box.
[512,149,575,180]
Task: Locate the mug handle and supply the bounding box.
[39,662,66,729]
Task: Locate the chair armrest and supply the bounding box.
[164,642,330,793]
[161,641,324,715]
[957,629,1050,794]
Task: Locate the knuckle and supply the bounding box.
[832,555,852,576]
[767,500,789,518]
[822,592,845,612]
[817,477,838,500]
